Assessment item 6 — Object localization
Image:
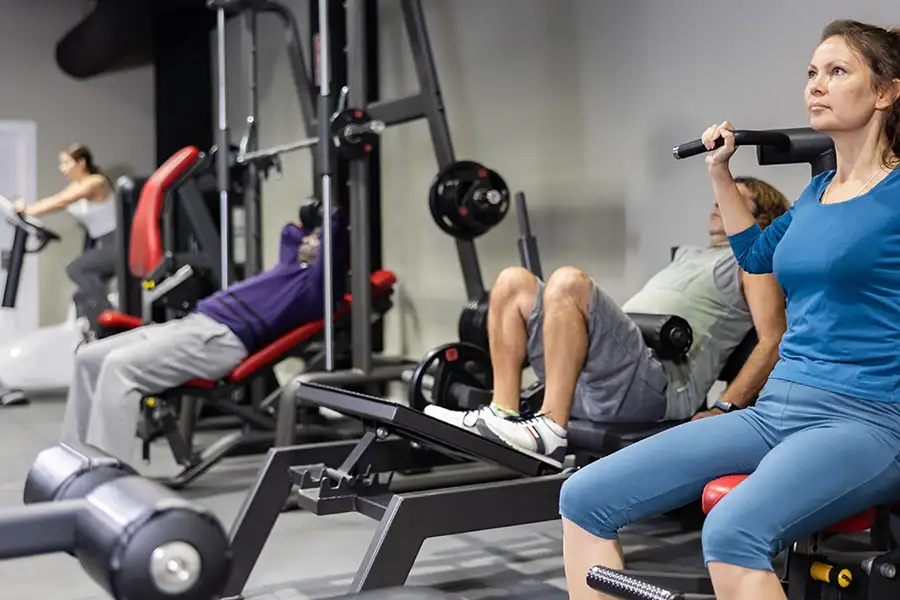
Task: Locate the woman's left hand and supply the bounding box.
[11,199,25,214]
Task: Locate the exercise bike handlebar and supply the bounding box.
[0,194,60,248]
[672,130,791,159]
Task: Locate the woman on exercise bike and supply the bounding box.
[13,143,118,326]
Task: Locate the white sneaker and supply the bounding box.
[476,412,568,466]
[424,404,512,435]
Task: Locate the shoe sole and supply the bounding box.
[475,419,565,469]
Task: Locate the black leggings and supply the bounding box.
[66,232,117,321]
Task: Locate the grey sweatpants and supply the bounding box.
[61,313,248,463]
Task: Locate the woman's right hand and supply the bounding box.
[701,121,737,168]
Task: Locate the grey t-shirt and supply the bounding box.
[622,245,753,418]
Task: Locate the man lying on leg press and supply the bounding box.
[427,178,789,465]
[61,209,347,464]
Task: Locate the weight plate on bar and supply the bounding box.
[429,161,509,240]
[331,108,379,160]
[408,342,493,413]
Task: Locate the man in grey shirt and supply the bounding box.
[427,177,790,466]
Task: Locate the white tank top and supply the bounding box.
[66,182,117,239]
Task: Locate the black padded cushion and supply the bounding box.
[568,419,685,456]
[628,313,693,360]
[718,329,758,383]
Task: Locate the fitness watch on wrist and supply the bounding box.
[712,398,736,413]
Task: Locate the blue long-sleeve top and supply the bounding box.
[728,167,900,402]
[196,210,349,354]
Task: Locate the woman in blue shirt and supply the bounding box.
[559,20,900,600]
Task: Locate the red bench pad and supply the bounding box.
[178,269,397,389]
[97,311,143,330]
[703,475,877,534]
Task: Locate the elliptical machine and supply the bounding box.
[0,194,90,407]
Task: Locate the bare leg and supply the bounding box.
[540,267,593,428]
[709,563,786,600]
[487,266,539,413]
[563,518,624,600]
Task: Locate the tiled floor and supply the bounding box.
[0,398,707,600]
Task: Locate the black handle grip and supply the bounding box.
[586,566,685,600]
[672,130,792,159]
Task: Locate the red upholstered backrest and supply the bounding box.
[129,147,202,278]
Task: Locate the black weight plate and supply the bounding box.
[408,342,492,412]
[428,161,510,240]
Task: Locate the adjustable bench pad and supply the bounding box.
[568,418,684,455]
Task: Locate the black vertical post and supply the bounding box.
[153,4,215,165]
[2,227,28,308]
[365,0,384,353]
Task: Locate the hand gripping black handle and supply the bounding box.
[673,130,791,159]
[586,566,686,600]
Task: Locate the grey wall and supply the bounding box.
[0,0,156,324]
[221,0,896,361]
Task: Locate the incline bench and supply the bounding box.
[216,311,759,597]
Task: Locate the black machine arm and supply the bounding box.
[15,443,231,600]
[626,313,693,361]
[673,127,836,176]
[515,191,543,280]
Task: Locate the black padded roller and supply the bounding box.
[76,475,231,600]
[627,313,693,361]
[23,443,136,505]
[586,566,685,600]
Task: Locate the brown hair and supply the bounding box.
[64,143,102,176]
[820,20,900,168]
[733,176,790,230]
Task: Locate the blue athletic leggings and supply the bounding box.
[559,379,900,571]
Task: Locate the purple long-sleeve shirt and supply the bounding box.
[196,211,348,354]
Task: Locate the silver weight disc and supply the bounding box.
[149,541,202,595]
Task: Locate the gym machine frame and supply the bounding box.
[207,0,420,416]
[218,128,838,599]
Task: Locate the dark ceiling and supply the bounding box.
[57,0,216,79]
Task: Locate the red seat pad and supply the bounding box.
[179,269,398,389]
[703,475,877,534]
[97,311,144,330]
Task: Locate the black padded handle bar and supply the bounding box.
[673,130,790,159]
[586,566,685,600]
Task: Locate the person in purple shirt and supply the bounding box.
[60,209,348,463]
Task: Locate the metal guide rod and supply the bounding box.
[215,6,231,288]
[318,0,335,371]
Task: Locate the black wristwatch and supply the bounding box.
[712,399,737,413]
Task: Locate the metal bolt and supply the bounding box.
[375,427,388,440]
[149,541,202,595]
[485,189,503,205]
